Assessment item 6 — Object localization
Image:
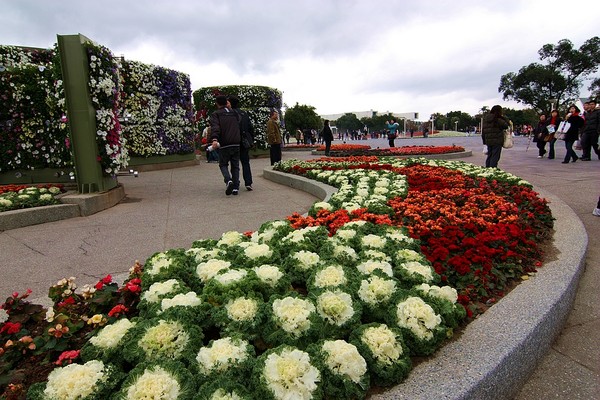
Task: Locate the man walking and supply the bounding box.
[580,99,599,161]
[210,95,241,195]
[228,95,254,191]
[266,110,282,165]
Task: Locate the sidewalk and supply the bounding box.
[0,135,597,398]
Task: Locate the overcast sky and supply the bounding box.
[2,0,599,120]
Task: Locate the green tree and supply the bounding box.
[446,111,476,131]
[336,113,363,132]
[499,37,600,113]
[283,103,322,135]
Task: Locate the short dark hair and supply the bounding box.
[228,95,240,108]
[215,95,228,106]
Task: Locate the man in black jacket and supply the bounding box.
[228,95,255,191]
[210,95,241,195]
[580,99,600,161]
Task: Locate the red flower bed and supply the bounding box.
[281,158,553,317]
[315,143,372,151]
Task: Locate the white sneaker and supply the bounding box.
[537,156,543,159]
[593,208,600,217]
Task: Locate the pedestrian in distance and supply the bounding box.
[532,113,549,158]
[228,95,255,191]
[266,110,282,166]
[210,95,241,196]
[561,105,585,164]
[386,119,399,147]
[321,120,334,156]
[579,99,600,161]
[481,105,510,168]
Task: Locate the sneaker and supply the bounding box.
[246,185,253,191]
[537,156,543,159]
[593,208,600,217]
[225,181,234,195]
[232,189,239,196]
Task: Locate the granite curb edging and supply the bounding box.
[263,168,587,400]
[0,185,126,231]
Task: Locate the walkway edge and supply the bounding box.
[263,168,587,400]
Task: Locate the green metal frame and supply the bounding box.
[57,34,117,193]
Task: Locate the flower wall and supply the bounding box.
[0,45,72,173]
[193,85,282,149]
[0,42,196,180]
[120,60,195,157]
[83,42,128,175]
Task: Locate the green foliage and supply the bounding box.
[499,37,600,113]
[336,112,363,131]
[283,102,322,134]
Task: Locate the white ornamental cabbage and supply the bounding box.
[226,297,259,321]
[161,292,202,311]
[414,283,458,304]
[272,297,315,336]
[316,290,355,326]
[89,318,136,349]
[361,325,404,365]
[262,348,320,400]
[244,243,273,259]
[43,360,107,400]
[292,251,320,270]
[253,264,284,287]
[313,265,347,288]
[322,340,367,383]
[356,260,393,277]
[358,276,397,305]
[213,269,248,286]
[395,297,442,340]
[142,279,180,303]
[126,366,181,400]
[138,320,190,359]
[197,259,231,282]
[196,337,250,374]
[399,261,434,282]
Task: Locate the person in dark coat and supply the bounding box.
[481,105,510,168]
[580,99,600,161]
[228,95,255,191]
[321,120,334,156]
[210,95,241,195]
[561,105,585,164]
[532,113,549,158]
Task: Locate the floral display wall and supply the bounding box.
[0,45,72,173]
[193,85,283,149]
[0,41,196,181]
[120,60,195,158]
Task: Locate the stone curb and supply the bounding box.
[263,168,586,400]
[0,185,125,231]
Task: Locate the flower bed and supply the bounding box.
[314,144,465,157]
[0,157,552,399]
[0,184,65,212]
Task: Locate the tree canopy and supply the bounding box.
[499,37,600,113]
[283,103,322,134]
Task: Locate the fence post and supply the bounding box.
[56,34,117,193]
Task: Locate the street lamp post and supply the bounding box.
[454,120,458,132]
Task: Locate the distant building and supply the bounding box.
[320,110,419,121]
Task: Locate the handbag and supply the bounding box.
[556,121,571,134]
[503,130,513,149]
[543,133,554,142]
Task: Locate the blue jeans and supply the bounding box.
[218,146,240,189]
[563,140,578,162]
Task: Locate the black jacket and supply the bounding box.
[582,109,600,136]
[210,107,240,149]
[234,108,254,148]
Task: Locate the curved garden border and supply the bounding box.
[263,168,586,400]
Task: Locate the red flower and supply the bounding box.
[108,304,128,317]
[0,322,22,335]
[55,350,80,366]
[124,278,142,294]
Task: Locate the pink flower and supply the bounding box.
[55,350,80,366]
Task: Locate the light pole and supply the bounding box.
[454,120,458,132]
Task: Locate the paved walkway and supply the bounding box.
[0,135,597,398]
